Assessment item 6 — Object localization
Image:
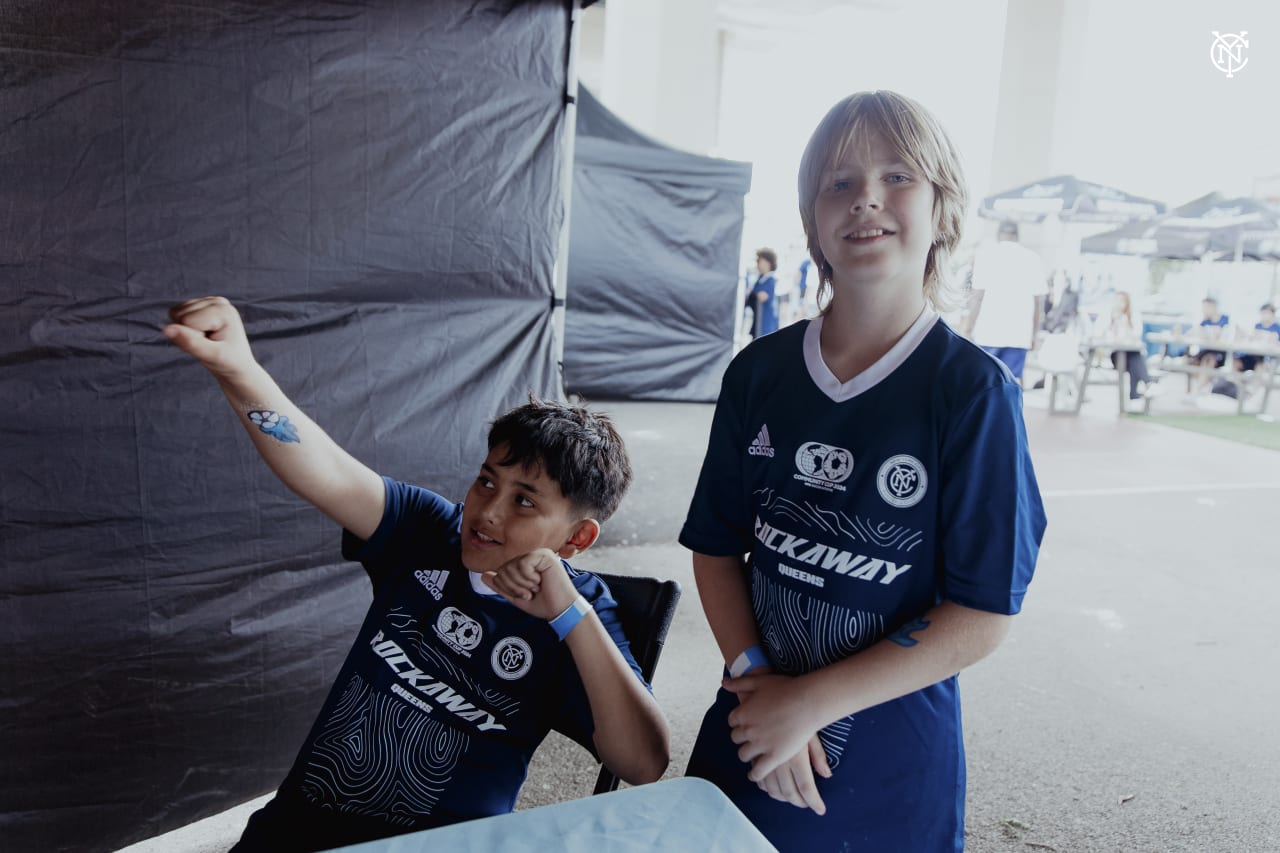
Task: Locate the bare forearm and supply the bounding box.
[692,552,761,666]
[569,613,670,784]
[794,601,1013,732]
[163,296,383,536]
[214,363,384,540]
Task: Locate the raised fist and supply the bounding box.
[162,296,258,380]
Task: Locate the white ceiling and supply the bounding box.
[716,0,904,34]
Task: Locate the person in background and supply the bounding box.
[1235,302,1280,373]
[795,257,813,319]
[1042,270,1080,335]
[1096,291,1155,401]
[1191,296,1230,392]
[749,248,781,338]
[961,220,1046,381]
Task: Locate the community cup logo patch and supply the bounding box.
[876,455,927,508]
[491,637,533,680]
[434,606,482,658]
[793,441,853,492]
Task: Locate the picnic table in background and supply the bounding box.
[1080,336,1148,415]
[1145,330,1280,415]
[1030,332,1148,416]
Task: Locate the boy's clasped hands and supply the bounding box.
[724,670,831,815]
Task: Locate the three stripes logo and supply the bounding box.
[748,424,776,458]
[414,569,448,601]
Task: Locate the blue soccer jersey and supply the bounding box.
[680,310,1046,852]
[235,478,644,852]
[751,273,780,336]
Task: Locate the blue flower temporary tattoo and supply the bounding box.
[247,410,300,443]
[887,616,930,647]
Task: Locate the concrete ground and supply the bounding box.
[119,375,1280,853]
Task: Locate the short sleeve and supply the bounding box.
[678,359,753,557]
[938,384,1046,614]
[551,570,649,753]
[341,477,461,589]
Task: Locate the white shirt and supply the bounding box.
[969,240,1046,349]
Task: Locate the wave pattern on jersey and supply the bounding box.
[756,488,923,553]
[817,718,854,770]
[750,569,884,768]
[387,607,522,716]
[301,673,467,825]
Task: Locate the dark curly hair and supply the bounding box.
[487,395,633,521]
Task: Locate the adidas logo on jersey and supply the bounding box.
[748,424,776,457]
[414,569,448,601]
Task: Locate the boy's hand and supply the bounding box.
[724,671,822,782]
[755,735,831,815]
[162,296,259,381]
[482,549,577,620]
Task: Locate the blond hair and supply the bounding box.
[797,91,968,312]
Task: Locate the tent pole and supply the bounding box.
[551,0,582,400]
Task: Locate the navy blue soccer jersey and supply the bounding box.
[235,478,645,852]
[681,310,1046,852]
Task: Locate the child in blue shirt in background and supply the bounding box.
[680,90,1046,852]
[749,248,781,337]
[1235,302,1280,372]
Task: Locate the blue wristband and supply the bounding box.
[728,644,770,678]
[549,595,591,641]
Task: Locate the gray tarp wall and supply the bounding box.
[563,87,752,402]
[0,2,573,851]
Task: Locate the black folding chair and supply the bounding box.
[590,572,682,795]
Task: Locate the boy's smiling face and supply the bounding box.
[458,444,594,574]
[813,131,935,296]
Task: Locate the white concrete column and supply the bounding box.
[988,0,1093,195]
[595,0,721,154]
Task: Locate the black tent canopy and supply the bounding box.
[1,3,574,851]
[980,174,1165,224]
[563,87,752,402]
[1081,193,1280,260]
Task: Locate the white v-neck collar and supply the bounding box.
[802,306,939,403]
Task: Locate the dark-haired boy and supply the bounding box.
[163,297,670,852]
[1236,302,1280,372]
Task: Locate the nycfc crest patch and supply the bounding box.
[491,636,533,680]
[876,454,927,508]
[434,607,483,658]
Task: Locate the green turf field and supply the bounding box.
[1136,413,1280,451]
